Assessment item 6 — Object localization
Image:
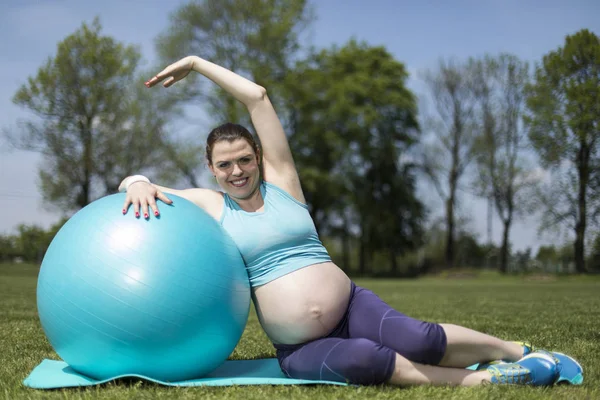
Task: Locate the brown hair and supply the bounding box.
[205,123,261,165]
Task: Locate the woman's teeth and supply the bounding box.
[231,178,248,187]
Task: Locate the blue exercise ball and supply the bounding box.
[37,193,251,381]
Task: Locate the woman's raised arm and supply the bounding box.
[146,56,304,203]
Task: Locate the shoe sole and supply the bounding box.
[553,352,584,385]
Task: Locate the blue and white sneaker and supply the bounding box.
[553,352,583,385]
[487,350,560,386]
[513,341,583,385]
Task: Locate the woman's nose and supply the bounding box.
[232,164,243,176]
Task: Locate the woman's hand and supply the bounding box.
[122,182,172,219]
[145,56,196,88]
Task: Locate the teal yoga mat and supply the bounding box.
[24,353,583,389]
[23,358,348,389]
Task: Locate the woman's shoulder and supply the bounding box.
[263,180,307,209]
[263,170,306,205]
[178,188,224,220]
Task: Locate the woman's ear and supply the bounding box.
[255,147,261,164]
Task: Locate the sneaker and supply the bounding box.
[514,342,583,385]
[553,352,584,385]
[487,350,560,386]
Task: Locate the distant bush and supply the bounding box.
[0,218,68,264]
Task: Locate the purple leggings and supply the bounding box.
[273,282,447,385]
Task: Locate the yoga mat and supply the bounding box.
[23,358,348,389]
[24,352,583,389]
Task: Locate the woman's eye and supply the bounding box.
[239,157,251,165]
[218,162,230,169]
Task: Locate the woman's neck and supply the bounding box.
[233,185,264,212]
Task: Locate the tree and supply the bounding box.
[156,0,313,123]
[588,234,600,272]
[14,224,50,263]
[284,41,424,274]
[525,29,600,273]
[536,245,559,264]
[0,235,18,263]
[421,59,476,269]
[10,19,176,211]
[469,54,537,273]
[152,0,314,188]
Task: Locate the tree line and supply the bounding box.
[2,0,599,274]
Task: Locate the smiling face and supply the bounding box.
[209,139,261,200]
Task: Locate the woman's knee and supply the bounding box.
[333,338,396,385]
[403,322,448,365]
[281,338,396,385]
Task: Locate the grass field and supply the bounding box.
[1,263,599,399]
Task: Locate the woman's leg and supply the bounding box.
[275,336,492,387]
[347,286,524,367]
[389,352,492,387]
[438,324,524,367]
[276,337,396,385]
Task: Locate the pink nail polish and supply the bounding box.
[122,209,126,214]
[144,213,149,219]
[135,212,140,218]
[154,211,159,216]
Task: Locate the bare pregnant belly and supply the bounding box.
[252,262,351,345]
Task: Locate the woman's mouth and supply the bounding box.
[230,177,249,188]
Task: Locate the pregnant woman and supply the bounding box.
[119,55,560,387]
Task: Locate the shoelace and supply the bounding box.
[489,364,532,384]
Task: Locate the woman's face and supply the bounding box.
[209,139,261,200]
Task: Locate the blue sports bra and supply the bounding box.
[219,181,331,287]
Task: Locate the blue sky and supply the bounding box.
[0,0,598,251]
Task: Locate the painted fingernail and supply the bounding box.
[154,211,159,216]
[122,209,126,214]
[135,212,140,218]
[144,213,149,219]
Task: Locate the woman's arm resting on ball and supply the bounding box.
[120,176,223,220]
[146,56,305,203]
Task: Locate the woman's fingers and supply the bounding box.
[123,191,171,219]
[146,64,177,87]
[132,200,141,219]
[145,57,193,88]
[145,74,162,88]
[163,76,176,87]
[156,190,173,206]
[139,198,151,219]
[145,65,172,87]
[122,197,131,215]
[147,196,161,218]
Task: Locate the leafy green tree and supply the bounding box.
[152,0,314,188]
[511,247,532,273]
[0,235,18,263]
[10,19,177,211]
[525,29,600,273]
[14,224,50,263]
[421,59,476,269]
[156,0,313,123]
[536,245,559,263]
[588,234,600,272]
[284,40,423,274]
[455,233,488,268]
[469,54,537,273]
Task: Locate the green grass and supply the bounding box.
[1,263,599,399]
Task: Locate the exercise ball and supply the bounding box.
[36,193,251,381]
